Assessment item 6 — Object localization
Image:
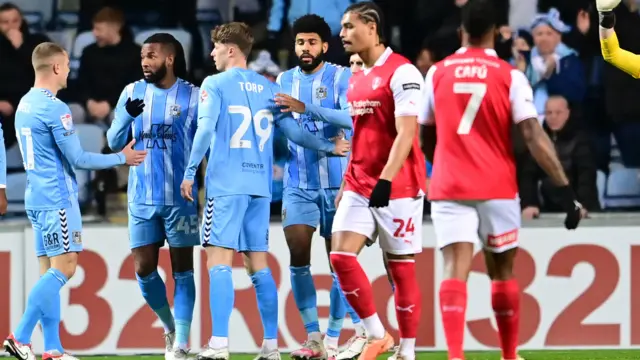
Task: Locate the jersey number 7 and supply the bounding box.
[454,82,487,135]
[229,105,273,152]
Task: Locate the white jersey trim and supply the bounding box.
[418,65,437,125]
[390,63,423,117]
[509,69,538,123]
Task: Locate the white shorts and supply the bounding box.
[431,199,521,253]
[332,191,424,255]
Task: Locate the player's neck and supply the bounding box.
[359,44,386,68]
[225,58,248,71]
[33,78,59,96]
[155,74,178,89]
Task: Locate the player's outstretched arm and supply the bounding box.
[277,113,346,154]
[598,0,640,78]
[518,118,569,186]
[107,88,144,152]
[53,104,146,169]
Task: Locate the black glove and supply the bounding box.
[369,179,392,208]
[599,11,616,29]
[125,98,145,118]
[560,185,582,230]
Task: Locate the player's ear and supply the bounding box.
[52,62,60,75]
[166,54,175,67]
[322,42,328,54]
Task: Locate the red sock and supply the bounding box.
[388,260,421,339]
[329,252,376,318]
[492,279,520,360]
[439,279,467,360]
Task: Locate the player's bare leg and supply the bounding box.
[381,252,395,292]
[131,244,177,358]
[322,239,367,360]
[439,242,475,360]
[330,231,394,360]
[199,246,235,360]
[285,225,327,360]
[483,249,522,360]
[243,252,280,360]
[168,247,196,360]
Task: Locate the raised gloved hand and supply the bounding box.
[596,0,621,28]
[125,98,145,118]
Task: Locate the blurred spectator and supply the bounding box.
[349,53,363,73]
[74,7,141,126]
[0,2,48,148]
[519,96,599,218]
[527,8,585,114]
[248,50,281,83]
[599,0,640,168]
[509,28,534,73]
[266,0,368,65]
[415,43,436,77]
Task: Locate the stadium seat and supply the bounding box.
[196,9,223,60]
[22,11,44,33]
[53,11,79,30]
[70,31,95,80]
[134,29,192,70]
[17,0,54,23]
[6,173,26,214]
[603,165,640,209]
[46,29,76,51]
[5,144,23,170]
[75,124,105,205]
[596,170,606,209]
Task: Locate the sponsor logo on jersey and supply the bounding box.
[402,83,421,91]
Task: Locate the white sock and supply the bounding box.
[262,339,278,352]
[209,336,228,349]
[309,331,323,343]
[353,322,367,337]
[399,338,416,360]
[362,314,385,339]
[324,335,339,349]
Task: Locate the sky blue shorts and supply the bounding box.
[201,195,270,252]
[28,201,83,257]
[128,203,200,249]
[282,187,338,239]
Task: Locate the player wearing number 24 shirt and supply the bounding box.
[179,22,348,360]
[4,42,146,360]
[417,1,583,359]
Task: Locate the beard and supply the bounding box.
[297,51,324,72]
[144,63,168,84]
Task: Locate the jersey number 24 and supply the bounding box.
[229,105,273,152]
[454,82,487,135]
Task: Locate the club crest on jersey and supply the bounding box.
[72,231,82,244]
[169,104,181,118]
[315,86,328,100]
[372,77,382,90]
[60,113,73,130]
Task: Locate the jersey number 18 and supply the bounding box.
[229,105,273,152]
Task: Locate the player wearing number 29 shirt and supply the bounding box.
[330,3,426,360]
[417,1,583,360]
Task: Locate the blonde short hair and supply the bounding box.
[32,42,66,72]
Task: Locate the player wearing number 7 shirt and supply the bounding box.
[3,43,146,360]
[179,23,350,360]
[330,2,426,360]
[418,1,583,360]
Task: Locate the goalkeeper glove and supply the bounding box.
[369,179,391,208]
[596,0,621,11]
[125,98,145,118]
[597,0,621,29]
[560,185,583,230]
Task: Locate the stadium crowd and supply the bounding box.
[0,0,639,218]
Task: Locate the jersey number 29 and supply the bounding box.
[16,127,35,170]
[454,82,487,135]
[229,105,273,152]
